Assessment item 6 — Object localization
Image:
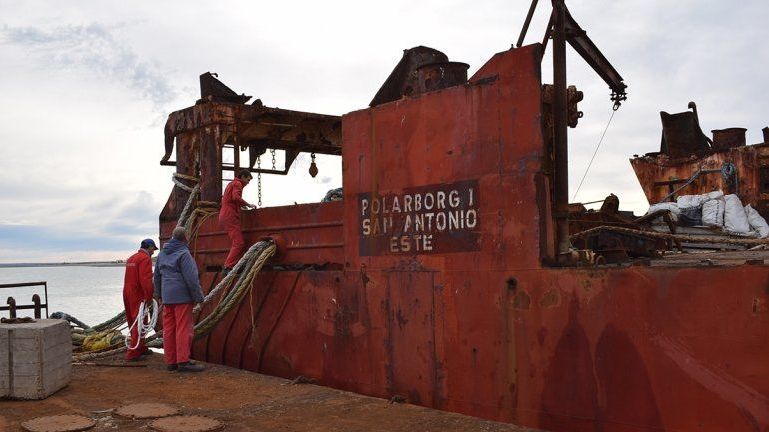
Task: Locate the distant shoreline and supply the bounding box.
[0,261,126,268]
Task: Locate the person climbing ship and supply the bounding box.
[219,169,256,276]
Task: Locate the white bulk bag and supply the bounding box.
[646,202,680,223]
[701,198,725,227]
[724,194,751,234]
[744,204,769,238]
[677,190,724,209]
[676,194,702,209]
[706,190,725,200]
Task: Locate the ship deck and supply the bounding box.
[2,354,541,432]
[651,249,769,267]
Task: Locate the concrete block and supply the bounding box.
[0,319,72,400]
[0,328,8,398]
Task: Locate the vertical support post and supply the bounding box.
[233,142,240,172]
[552,0,571,258]
[162,132,197,226]
[44,282,49,318]
[199,126,224,203]
[32,294,41,319]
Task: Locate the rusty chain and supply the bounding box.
[256,156,262,207]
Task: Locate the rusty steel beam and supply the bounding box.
[552,0,570,257]
[562,3,627,105]
[516,0,540,48]
[540,10,554,54]
[199,127,223,203]
[161,100,342,170]
[246,138,341,157]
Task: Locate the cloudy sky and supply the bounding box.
[1,0,767,262]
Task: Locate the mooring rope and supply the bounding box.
[193,242,276,337]
[174,174,219,257]
[72,240,276,361]
[177,184,201,229]
[63,173,277,361]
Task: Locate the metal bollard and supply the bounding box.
[6,296,17,319]
[32,294,42,319]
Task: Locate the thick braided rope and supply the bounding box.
[177,184,201,228]
[73,241,276,361]
[571,225,769,245]
[51,310,126,334]
[194,243,275,337]
[192,242,269,314]
[172,173,201,227]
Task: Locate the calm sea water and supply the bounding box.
[0,266,126,326]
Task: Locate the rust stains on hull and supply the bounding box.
[161,45,769,432]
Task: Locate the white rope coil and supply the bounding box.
[124,299,159,350]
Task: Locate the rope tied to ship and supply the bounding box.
[172,173,199,195]
[62,173,273,361]
[71,240,276,362]
[174,173,201,229]
[50,311,129,349]
[173,173,219,255]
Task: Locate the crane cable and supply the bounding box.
[572,108,617,202]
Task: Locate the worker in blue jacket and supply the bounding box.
[153,226,205,372]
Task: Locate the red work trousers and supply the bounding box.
[221,216,245,269]
[124,299,146,361]
[162,303,194,365]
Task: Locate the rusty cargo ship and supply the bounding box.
[157,2,769,431]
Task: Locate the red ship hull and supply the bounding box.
[160,45,769,431]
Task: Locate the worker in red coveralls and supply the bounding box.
[219,169,255,275]
[123,238,157,361]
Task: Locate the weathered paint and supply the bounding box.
[161,45,769,431]
[630,142,769,218]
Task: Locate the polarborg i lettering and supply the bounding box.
[360,187,478,236]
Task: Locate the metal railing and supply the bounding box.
[0,281,49,319]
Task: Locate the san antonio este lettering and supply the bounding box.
[358,180,480,255]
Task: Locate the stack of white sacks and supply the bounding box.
[647,190,769,238]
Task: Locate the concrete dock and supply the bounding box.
[1,354,540,431]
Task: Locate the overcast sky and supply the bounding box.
[1,0,768,262]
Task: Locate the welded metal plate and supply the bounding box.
[358,180,480,255]
[149,415,223,432]
[115,402,180,419]
[21,415,95,432]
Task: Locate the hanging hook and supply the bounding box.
[309,153,318,178]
